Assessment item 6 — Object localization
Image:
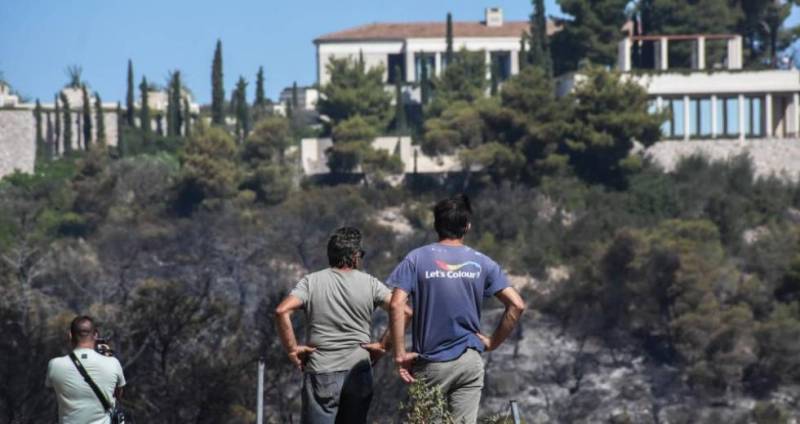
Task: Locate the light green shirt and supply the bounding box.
[290,268,392,373]
[46,348,126,424]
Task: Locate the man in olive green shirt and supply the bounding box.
[275,227,408,424]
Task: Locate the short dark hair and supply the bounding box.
[70,316,97,342]
[433,194,472,240]
[328,227,363,268]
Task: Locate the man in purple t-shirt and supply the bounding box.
[387,194,526,423]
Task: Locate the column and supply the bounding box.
[405,47,415,83]
[618,38,632,71]
[434,52,442,77]
[793,93,799,136]
[728,36,743,70]
[696,37,706,70]
[510,49,520,75]
[738,94,746,142]
[683,95,690,141]
[711,94,718,138]
[659,38,669,70]
[766,93,773,138]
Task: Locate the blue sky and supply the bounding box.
[1,1,798,105]
[0,0,560,104]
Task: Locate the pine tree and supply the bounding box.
[140,76,151,144]
[393,66,407,134]
[528,0,552,75]
[234,76,249,142]
[445,12,454,66]
[82,85,92,149]
[126,59,135,126]
[95,93,106,146]
[60,93,73,154]
[211,39,225,125]
[255,66,266,108]
[490,61,500,96]
[183,98,192,138]
[550,0,628,74]
[116,102,125,156]
[168,71,182,137]
[54,94,61,155]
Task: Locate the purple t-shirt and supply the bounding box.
[386,243,509,362]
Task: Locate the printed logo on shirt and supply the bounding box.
[424,260,482,279]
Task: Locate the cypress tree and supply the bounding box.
[33,100,47,164]
[490,60,499,96]
[291,81,299,111]
[528,0,552,75]
[54,94,61,155]
[519,35,528,70]
[140,77,151,144]
[445,12,454,66]
[420,55,431,106]
[631,14,642,68]
[255,66,266,108]
[95,93,106,146]
[211,39,225,125]
[126,59,135,126]
[116,102,125,156]
[183,98,192,138]
[156,114,164,136]
[34,99,43,147]
[394,66,407,133]
[46,112,54,159]
[60,93,73,154]
[81,85,92,149]
[168,71,182,137]
[234,76,249,142]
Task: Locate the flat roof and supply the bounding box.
[315,21,558,43]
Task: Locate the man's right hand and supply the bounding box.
[394,352,419,384]
[288,345,316,371]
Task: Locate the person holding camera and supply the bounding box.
[46,316,126,424]
[274,227,411,424]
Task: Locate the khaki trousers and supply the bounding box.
[413,348,485,424]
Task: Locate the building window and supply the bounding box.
[415,53,436,81]
[671,98,684,138]
[490,51,512,81]
[387,54,406,83]
[745,96,763,137]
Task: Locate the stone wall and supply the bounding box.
[645,138,800,180]
[0,110,36,177]
[0,108,119,179]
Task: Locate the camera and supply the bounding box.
[95,337,115,357]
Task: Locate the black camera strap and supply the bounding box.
[68,351,112,412]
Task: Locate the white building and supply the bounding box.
[301,136,462,176]
[558,34,800,141]
[313,7,556,87]
[278,86,319,112]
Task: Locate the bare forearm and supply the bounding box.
[489,305,524,349]
[390,304,407,355]
[275,312,297,353]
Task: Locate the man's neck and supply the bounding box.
[438,238,464,246]
[74,342,94,350]
[334,266,354,271]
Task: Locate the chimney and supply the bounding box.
[485,7,503,27]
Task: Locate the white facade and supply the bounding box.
[301,136,462,176]
[313,8,546,87]
[560,34,800,141]
[279,86,319,111]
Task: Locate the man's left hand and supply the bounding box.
[361,342,387,364]
[476,332,494,351]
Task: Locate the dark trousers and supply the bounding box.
[301,360,373,424]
